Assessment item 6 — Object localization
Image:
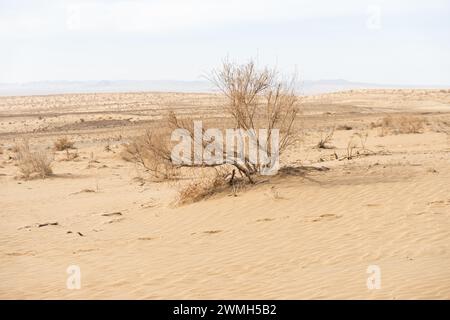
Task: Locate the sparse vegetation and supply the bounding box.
[430,119,450,135]
[346,137,359,160]
[54,137,75,151]
[326,131,377,161]
[121,130,177,180]
[86,151,100,168]
[177,171,228,205]
[317,127,335,149]
[15,140,53,179]
[379,115,425,135]
[355,130,369,152]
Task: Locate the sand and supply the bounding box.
[0,89,449,299]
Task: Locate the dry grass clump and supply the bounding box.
[177,167,250,205]
[317,127,335,149]
[379,115,425,136]
[54,137,75,151]
[177,173,228,205]
[15,140,53,179]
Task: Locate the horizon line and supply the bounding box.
[1,79,449,88]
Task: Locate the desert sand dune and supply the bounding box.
[0,89,449,299]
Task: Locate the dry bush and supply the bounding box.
[182,59,299,182]
[379,115,425,135]
[210,60,298,155]
[121,129,177,180]
[15,140,53,179]
[123,60,300,185]
[54,137,75,151]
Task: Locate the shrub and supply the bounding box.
[209,60,299,181]
[380,115,425,135]
[15,140,53,179]
[124,60,300,185]
[121,130,176,180]
[54,137,75,151]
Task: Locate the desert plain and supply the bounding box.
[0,89,449,299]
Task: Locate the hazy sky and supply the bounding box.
[1,0,449,85]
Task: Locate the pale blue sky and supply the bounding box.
[1,0,449,85]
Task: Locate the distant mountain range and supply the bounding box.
[0,79,447,96]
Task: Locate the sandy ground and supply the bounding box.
[0,89,449,299]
